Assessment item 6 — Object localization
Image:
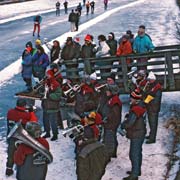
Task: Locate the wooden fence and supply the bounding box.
[60,44,180,94]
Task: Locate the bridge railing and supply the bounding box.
[60,44,180,93]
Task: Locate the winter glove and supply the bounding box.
[5,167,13,176]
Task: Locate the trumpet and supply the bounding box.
[95,84,107,92]
[63,83,84,98]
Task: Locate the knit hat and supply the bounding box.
[89,72,97,80]
[74,37,80,43]
[84,34,92,42]
[147,71,156,80]
[130,89,142,100]
[109,73,116,82]
[46,69,54,78]
[50,63,59,70]
[66,37,73,42]
[16,98,27,107]
[35,39,41,45]
[26,41,33,48]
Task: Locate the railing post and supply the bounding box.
[84,59,92,75]
[165,52,176,90]
[120,56,129,93]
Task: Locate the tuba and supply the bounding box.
[7,123,53,163]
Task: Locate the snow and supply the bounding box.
[0,0,180,180]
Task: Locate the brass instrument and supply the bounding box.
[62,125,84,140]
[7,123,53,163]
[95,83,107,92]
[63,83,84,98]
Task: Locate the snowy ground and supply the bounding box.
[0,0,180,180]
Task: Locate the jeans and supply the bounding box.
[129,138,144,176]
[43,111,58,136]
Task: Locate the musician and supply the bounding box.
[144,71,162,144]
[6,99,37,176]
[74,73,99,117]
[121,89,146,180]
[98,84,122,160]
[14,122,50,180]
[76,126,109,180]
[42,69,62,141]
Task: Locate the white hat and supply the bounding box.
[90,72,97,80]
[147,71,156,80]
[127,66,137,76]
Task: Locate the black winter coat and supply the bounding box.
[106,39,117,56]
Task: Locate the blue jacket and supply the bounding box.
[133,35,154,53]
[32,53,49,78]
[22,54,33,78]
[33,15,42,24]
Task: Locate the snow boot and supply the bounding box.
[43,133,50,138]
[5,167,13,176]
[122,175,138,180]
[51,134,58,141]
[126,171,141,176]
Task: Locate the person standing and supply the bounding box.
[76,126,109,180]
[106,32,117,56]
[77,3,82,16]
[5,99,37,176]
[104,0,108,10]
[133,25,155,70]
[68,9,77,32]
[144,71,162,144]
[14,122,50,180]
[86,1,90,15]
[90,1,95,14]
[61,37,80,79]
[121,90,146,180]
[32,46,49,81]
[45,40,61,63]
[56,1,60,16]
[116,34,133,71]
[75,9,80,31]
[21,47,33,92]
[33,15,42,37]
[98,83,122,160]
[63,0,68,14]
[42,70,62,141]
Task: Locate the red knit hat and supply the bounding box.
[46,69,54,79]
[84,34,92,42]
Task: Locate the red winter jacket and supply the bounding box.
[7,106,37,125]
[14,137,49,166]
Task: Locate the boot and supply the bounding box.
[123,175,138,180]
[42,133,50,138]
[126,171,141,176]
[33,32,35,36]
[5,167,13,176]
[51,134,58,141]
[146,139,156,144]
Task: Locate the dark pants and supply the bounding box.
[56,9,60,16]
[23,78,32,90]
[103,129,118,159]
[6,138,16,168]
[129,138,144,177]
[43,111,58,136]
[147,111,159,142]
